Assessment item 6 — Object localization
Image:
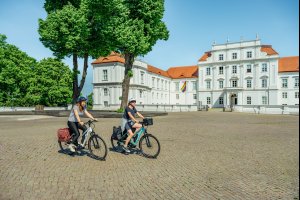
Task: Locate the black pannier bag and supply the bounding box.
[112,126,122,140]
[143,118,153,126]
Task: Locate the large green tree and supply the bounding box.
[29,58,73,106]
[0,34,37,106]
[38,0,112,104]
[0,34,73,107]
[109,0,169,109]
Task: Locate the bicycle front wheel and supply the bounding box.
[139,134,160,159]
[88,134,107,160]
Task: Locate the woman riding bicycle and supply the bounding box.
[122,98,144,153]
[67,96,96,152]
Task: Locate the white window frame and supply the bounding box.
[206,81,211,89]
[247,96,252,105]
[176,94,179,100]
[247,51,252,58]
[104,88,108,96]
[232,65,237,74]
[295,78,299,88]
[207,97,211,104]
[192,81,197,90]
[262,79,268,88]
[103,70,108,81]
[247,65,252,73]
[219,54,224,61]
[232,80,238,88]
[193,94,197,100]
[140,72,145,84]
[282,92,288,99]
[219,80,224,89]
[232,53,237,60]
[175,82,180,91]
[262,96,268,105]
[219,97,224,105]
[295,92,299,99]
[262,63,268,72]
[206,68,211,75]
[247,80,252,88]
[219,66,224,75]
[282,79,288,88]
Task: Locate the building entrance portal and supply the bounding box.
[230,94,238,108]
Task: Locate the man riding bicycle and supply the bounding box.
[67,96,97,152]
[121,98,145,153]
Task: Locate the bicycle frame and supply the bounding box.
[81,126,93,146]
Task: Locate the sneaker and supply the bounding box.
[68,144,76,152]
[122,146,131,154]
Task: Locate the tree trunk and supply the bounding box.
[120,53,135,109]
[72,53,79,105]
[78,53,89,96]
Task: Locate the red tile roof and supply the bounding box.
[147,65,170,78]
[279,56,299,72]
[198,52,212,62]
[261,45,279,55]
[167,66,198,79]
[92,53,199,79]
[92,52,125,64]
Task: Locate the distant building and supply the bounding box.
[92,39,299,111]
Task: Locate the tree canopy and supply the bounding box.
[0,34,72,107]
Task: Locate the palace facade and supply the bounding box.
[92,39,299,110]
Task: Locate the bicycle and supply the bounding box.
[58,120,108,160]
[111,118,160,159]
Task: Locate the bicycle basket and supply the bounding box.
[57,128,71,142]
[143,118,153,126]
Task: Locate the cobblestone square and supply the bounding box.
[0,112,299,200]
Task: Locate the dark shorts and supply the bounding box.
[125,120,135,131]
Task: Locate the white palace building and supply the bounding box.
[92,38,299,114]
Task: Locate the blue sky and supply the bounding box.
[0,0,299,95]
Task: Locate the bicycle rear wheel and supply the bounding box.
[139,134,160,158]
[58,141,72,154]
[88,134,107,160]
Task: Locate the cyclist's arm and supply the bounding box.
[74,109,84,125]
[136,112,144,119]
[128,112,138,123]
[84,110,96,120]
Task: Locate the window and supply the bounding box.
[219,80,224,89]
[157,93,159,99]
[206,68,211,75]
[103,70,108,81]
[175,82,180,91]
[295,92,299,99]
[262,79,268,88]
[192,82,197,90]
[219,54,224,61]
[193,94,197,100]
[157,79,160,89]
[206,81,211,89]
[282,79,288,88]
[152,77,155,88]
[247,80,252,88]
[232,80,238,88]
[161,80,164,89]
[165,81,168,90]
[262,63,268,72]
[219,97,224,105]
[140,72,145,84]
[295,78,299,88]
[247,51,252,58]
[247,65,252,73]
[207,97,211,104]
[247,96,252,105]
[176,94,179,100]
[282,92,288,99]
[232,53,237,60]
[232,65,237,74]
[139,90,143,98]
[262,96,268,105]
[104,88,108,96]
[219,66,224,75]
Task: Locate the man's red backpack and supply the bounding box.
[57,128,71,142]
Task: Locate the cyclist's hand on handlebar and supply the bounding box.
[92,118,98,122]
[79,121,84,126]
